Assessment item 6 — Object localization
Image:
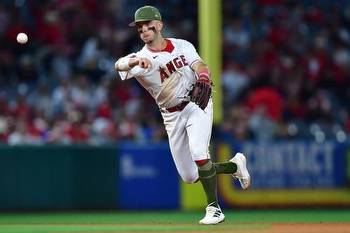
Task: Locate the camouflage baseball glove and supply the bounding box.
[190,77,212,110]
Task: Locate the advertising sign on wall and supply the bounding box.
[239,141,346,188]
[216,141,350,207]
[117,143,179,209]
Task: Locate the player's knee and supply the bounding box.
[181,173,199,184]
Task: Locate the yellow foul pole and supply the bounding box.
[198,0,223,124]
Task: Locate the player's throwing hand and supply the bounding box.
[136,57,152,69]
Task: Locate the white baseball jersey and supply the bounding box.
[117,38,213,184]
[118,38,200,110]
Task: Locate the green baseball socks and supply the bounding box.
[213,161,237,174]
[198,161,218,207]
[198,160,237,208]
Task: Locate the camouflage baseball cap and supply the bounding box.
[129,6,162,27]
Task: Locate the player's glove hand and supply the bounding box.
[190,76,212,110]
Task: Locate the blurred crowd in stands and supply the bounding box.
[0,0,349,145]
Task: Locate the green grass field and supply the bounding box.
[0,210,349,233]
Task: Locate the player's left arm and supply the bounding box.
[191,61,211,81]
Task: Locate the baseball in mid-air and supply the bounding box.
[16,32,28,44]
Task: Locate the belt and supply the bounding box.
[164,101,189,113]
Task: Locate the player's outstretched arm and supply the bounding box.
[115,56,151,71]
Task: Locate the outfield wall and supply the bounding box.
[0,146,118,210]
[0,141,349,210]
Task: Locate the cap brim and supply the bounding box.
[128,20,147,27]
[128,19,160,27]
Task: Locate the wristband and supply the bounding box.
[198,71,210,79]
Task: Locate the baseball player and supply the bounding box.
[115,5,251,225]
